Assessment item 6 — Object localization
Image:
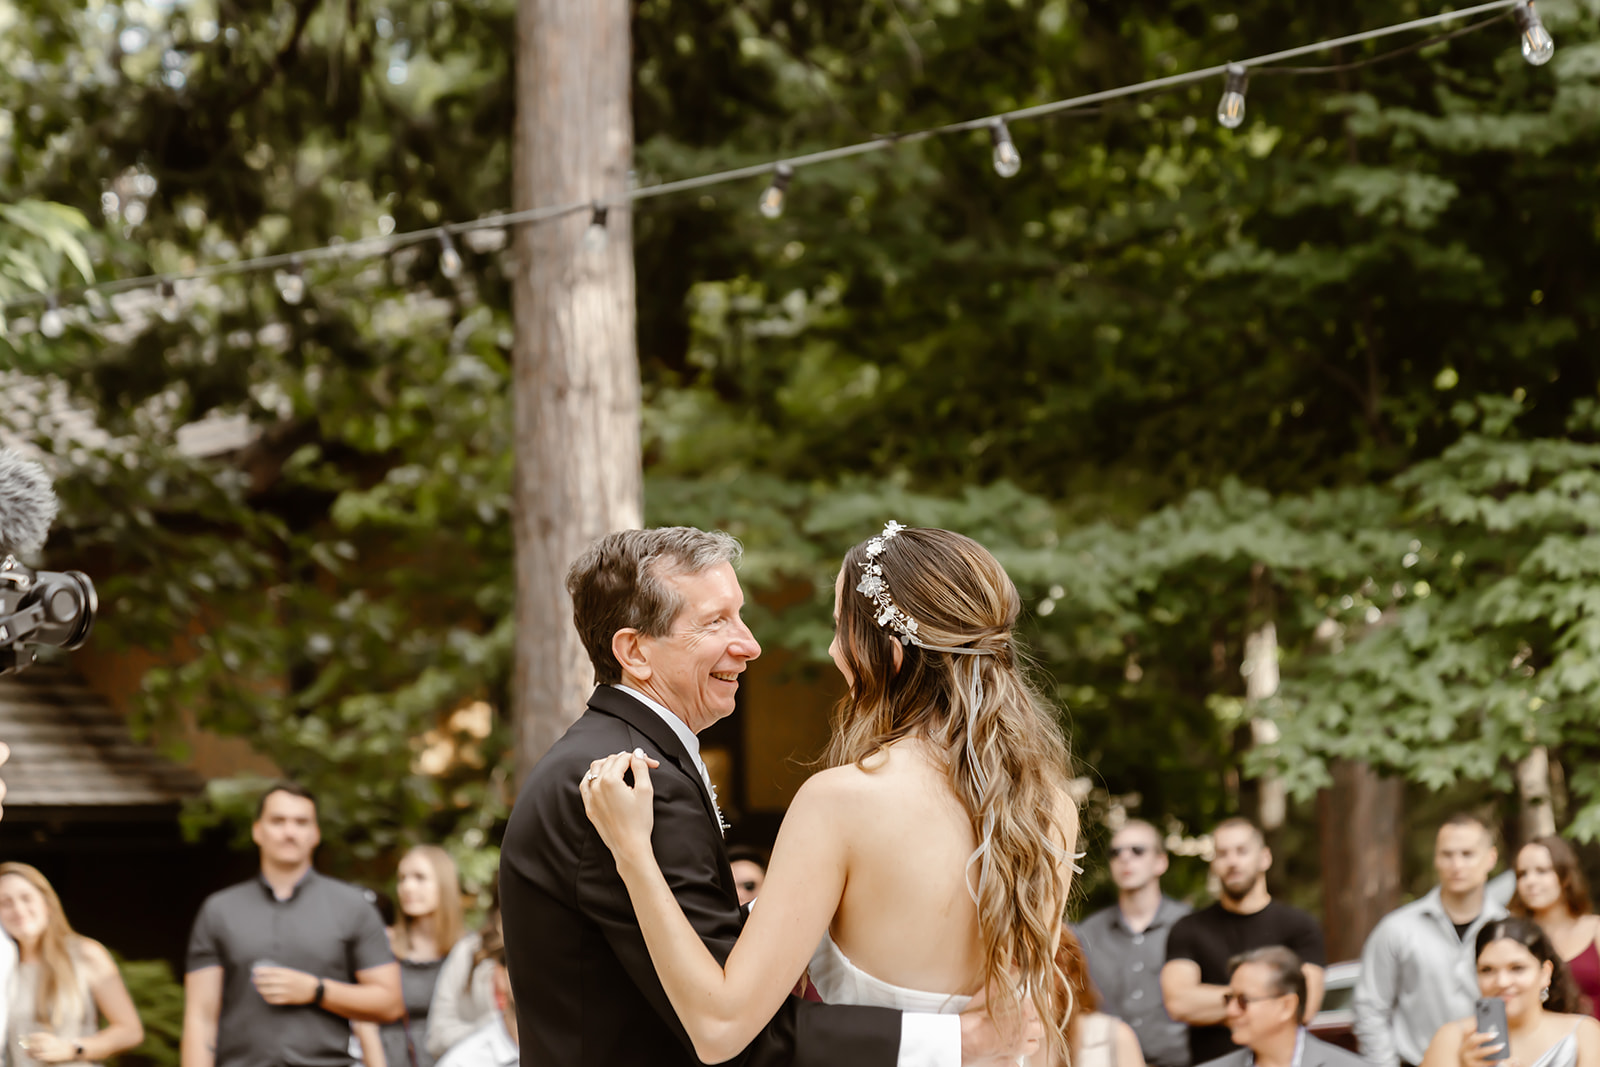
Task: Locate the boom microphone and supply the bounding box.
[0,449,96,675]
[0,449,59,558]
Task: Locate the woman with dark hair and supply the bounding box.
[1514,837,1600,1016]
[1052,930,1144,1067]
[582,523,1078,1064]
[1420,917,1600,1067]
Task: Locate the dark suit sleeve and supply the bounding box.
[574,748,903,1067]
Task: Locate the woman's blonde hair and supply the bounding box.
[391,846,464,959]
[825,526,1076,1061]
[0,863,89,1030]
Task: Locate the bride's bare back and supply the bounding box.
[823,737,985,994]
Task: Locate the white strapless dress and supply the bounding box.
[806,932,973,1014]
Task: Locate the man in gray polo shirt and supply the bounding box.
[181,782,403,1067]
[1076,820,1192,1067]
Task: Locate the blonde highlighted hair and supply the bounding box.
[0,863,89,1030]
[826,527,1077,1061]
[391,845,464,959]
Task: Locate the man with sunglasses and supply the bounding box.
[1199,947,1364,1067]
[1076,821,1193,1067]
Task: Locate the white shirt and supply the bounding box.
[434,1015,518,1067]
[0,932,14,1051]
[610,684,959,1067]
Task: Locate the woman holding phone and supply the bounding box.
[1421,918,1600,1067]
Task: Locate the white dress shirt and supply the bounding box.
[610,684,959,1067]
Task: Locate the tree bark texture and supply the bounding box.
[1319,759,1403,961]
[511,0,642,782]
[1517,746,1557,844]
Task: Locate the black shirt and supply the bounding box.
[186,870,394,1067]
[1164,900,1326,1065]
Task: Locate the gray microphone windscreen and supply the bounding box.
[0,449,59,558]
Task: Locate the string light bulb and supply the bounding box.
[990,119,1022,178]
[1513,2,1555,65]
[39,298,65,339]
[759,164,794,220]
[159,280,180,322]
[1217,64,1250,129]
[276,256,306,305]
[582,203,610,254]
[438,232,463,278]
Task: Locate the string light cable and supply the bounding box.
[0,0,1548,325]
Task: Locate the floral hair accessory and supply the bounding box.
[857,521,919,645]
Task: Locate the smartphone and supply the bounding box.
[1475,997,1511,1064]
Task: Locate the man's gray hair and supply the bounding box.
[566,527,743,685]
[1227,945,1306,1020]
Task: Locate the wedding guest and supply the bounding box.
[1513,836,1600,1015]
[727,846,767,907]
[424,887,499,1058]
[0,863,144,1067]
[1054,928,1146,1067]
[433,916,515,1067]
[1162,819,1325,1066]
[1353,813,1505,1067]
[377,846,464,1067]
[181,782,402,1067]
[1077,820,1192,1067]
[1197,947,1363,1067]
[1418,918,1600,1067]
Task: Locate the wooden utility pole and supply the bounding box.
[511,0,642,781]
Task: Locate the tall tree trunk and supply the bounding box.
[511,0,642,782]
[1517,746,1556,844]
[1319,760,1403,961]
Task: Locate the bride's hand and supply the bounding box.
[581,749,661,862]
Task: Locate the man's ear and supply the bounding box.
[1260,846,1274,874]
[613,628,652,682]
[1155,852,1170,877]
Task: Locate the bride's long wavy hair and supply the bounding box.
[824,526,1077,1059]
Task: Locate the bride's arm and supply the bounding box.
[583,750,850,1065]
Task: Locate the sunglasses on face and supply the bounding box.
[1109,844,1150,859]
[1223,991,1290,1009]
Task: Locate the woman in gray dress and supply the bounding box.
[359,847,463,1067]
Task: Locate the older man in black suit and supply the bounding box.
[499,526,1031,1067]
[1199,948,1365,1067]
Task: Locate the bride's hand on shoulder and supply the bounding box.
[580,748,661,861]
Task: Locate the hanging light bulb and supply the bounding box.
[159,280,180,322]
[1216,64,1250,129]
[438,231,463,278]
[39,298,65,339]
[759,164,794,220]
[1513,2,1555,65]
[276,256,306,305]
[990,119,1022,178]
[582,203,610,254]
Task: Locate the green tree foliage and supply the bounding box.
[2,0,1599,889]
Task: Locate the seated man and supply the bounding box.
[1198,947,1363,1067]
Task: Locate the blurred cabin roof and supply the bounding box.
[0,665,203,813]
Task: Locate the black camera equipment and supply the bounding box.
[0,450,97,676]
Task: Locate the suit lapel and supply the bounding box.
[586,686,724,832]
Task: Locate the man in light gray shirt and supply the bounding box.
[1352,813,1506,1067]
[1077,820,1193,1067]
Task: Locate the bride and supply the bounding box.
[581,522,1079,1064]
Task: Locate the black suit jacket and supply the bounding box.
[501,685,904,1066]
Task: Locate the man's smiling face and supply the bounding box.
[631,561,761,732]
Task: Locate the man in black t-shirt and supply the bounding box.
[1159,818,1326,1066]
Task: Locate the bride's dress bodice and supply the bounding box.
[807,932,973,1014]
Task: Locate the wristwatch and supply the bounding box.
[311,978,325,1007]
[72,1044,84,1061]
